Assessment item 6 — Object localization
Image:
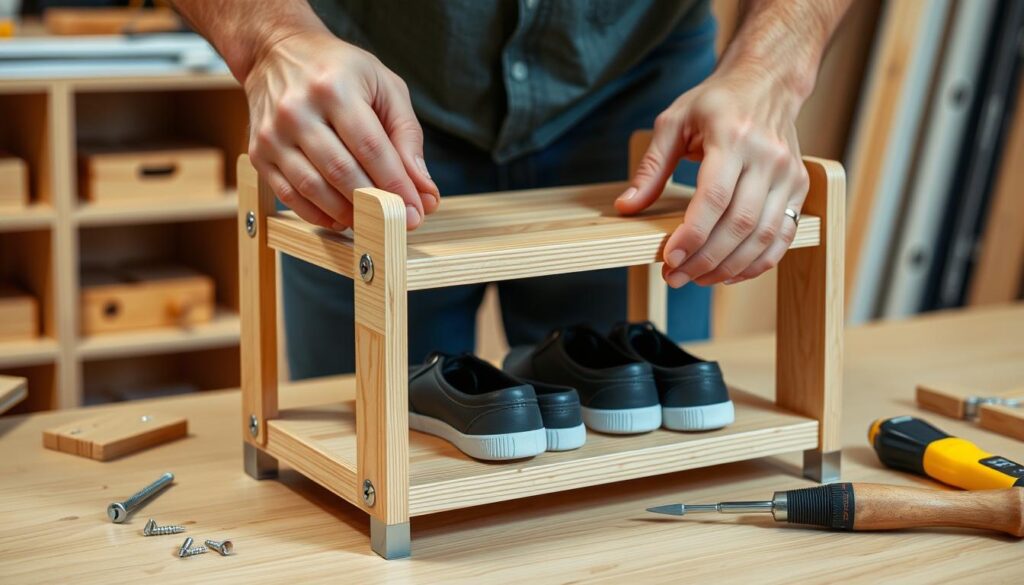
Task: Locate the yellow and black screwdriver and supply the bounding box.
[869,415,1024,490]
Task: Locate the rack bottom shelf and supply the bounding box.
[264,382,819,517]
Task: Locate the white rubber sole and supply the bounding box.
[662,400,735,431]
[545,423,587,451]
[582,404,662,434]
[408,412,547,460]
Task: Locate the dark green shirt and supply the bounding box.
[310,0,709,162]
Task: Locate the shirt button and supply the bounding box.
[511,61,528,82]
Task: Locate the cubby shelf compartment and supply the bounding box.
[75,191,238,227]
[238,131,845,560]
[77,308,239,361]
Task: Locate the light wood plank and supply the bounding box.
[74,191,237,227]
[968,79,1024,306]
[979,403,1024,441]
[75,308,238,361]
[777,158,845,454]
[238,158,277,446]
[266,182,820,290]
[0,337,59,368]
[261,386,817,517]
[625,130,669,329]
[352,188,409,525]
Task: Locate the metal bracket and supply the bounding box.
[803,449,841,484]
[243,442,278,480]
[370,518,410,560]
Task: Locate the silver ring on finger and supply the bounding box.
[784,207,800,227]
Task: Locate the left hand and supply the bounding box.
[615,68,810,287]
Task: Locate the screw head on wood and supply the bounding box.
[248,415,259,438]
[362,479,376,507]
[359,254,374,283]
[179,537,194,558]
[245,211,257,237]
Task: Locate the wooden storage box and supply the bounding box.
[0,153,29,210]
[81,265,214,335]
[0,284,39,342]
[237,131,845,560]
[78,145,224,203]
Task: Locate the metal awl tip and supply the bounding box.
[646,504,687,516]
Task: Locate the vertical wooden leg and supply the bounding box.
[776,158,845,483]
[238,157,278,462]
[627,264,668,330]
[353,187,410,560]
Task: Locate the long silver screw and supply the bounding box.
[108,472,175,523]
[143,518,186,536]
[205,539,234,556]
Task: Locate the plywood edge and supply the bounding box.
[0,375,28,414]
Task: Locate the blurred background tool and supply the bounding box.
[648,482,1024,537]
[870,416,1024,489]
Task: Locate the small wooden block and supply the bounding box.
[979,403,1024,441]
[916,383,972,419]
[0,283,39,342]
[43,412,187,461]
[78,144,224,203]
[80,265,214,335]
[917,383,1023,441]
[0,153,29,210]
[0,375,28,415]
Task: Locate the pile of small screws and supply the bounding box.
[107,472,236,560]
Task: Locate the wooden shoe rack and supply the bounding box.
[237,131,844,559]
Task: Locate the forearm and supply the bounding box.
[169,0,329,82]
[717,0,852,102]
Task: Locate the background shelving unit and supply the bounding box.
[0,74,246,413]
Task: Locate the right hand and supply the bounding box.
[245,30,439,230]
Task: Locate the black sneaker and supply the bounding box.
[608,322,734,431]
[503,326,661,434]
[409,353,546,460]
[514,378,586,451]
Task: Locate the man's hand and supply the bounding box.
[615,0,851,287]
[170,1,438,231]
[246,31,438,230]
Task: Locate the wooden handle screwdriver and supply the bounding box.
[647,483,1024,537]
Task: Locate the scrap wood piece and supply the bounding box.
[0,375,27,414]
[43,411,187,461]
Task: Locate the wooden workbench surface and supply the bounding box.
[2,305,1022,584]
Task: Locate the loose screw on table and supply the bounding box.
[205,539,234,556]
[142,518,185,536]
[107,472,175,523]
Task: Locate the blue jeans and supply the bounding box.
[283,16,718,378]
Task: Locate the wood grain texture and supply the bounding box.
[978,403,1024,441]
[78,145,224,203]
[915,383,970,419]
[968,79,1024,306]
[2,306,1023,584]
[79,265,214,335]
[0,375,27,414]
[777,158,845,453]
[42,411,186,460]
[0,283,39,342]
[352,188,409,525]
[0,154,28,209]
[844,0,929,306]
[851,483,1024,537]
[266,182,820,290]
[43,7,181,35]
[238,156,277,445]
[262,387,816,517]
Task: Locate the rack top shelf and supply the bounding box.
[263,180,822,290]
